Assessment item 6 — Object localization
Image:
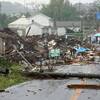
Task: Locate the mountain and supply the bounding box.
[0,1,39,15]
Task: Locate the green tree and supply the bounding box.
[41,0,79,21]
[0,14,18,28]
[0,14,8,28]
[20,12,31,18]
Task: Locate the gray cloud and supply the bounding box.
[0,0,96,4]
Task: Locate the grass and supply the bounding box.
[0,63,30,90]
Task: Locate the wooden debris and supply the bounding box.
[67,84,100,89]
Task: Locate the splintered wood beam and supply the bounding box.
[0,90,5,92]
[67,84,100,89]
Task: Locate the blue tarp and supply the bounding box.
[74,47,90,53]
[96,12,100,20]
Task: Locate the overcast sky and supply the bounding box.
[0,0,96,4]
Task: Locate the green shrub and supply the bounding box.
[0,57,12,68]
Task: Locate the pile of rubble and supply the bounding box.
[0,28,100,72]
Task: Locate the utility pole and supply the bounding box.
[0,2,1,28]
[0,2,1,13]
[96,1,100,28]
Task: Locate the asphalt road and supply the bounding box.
[55,64,100,74]
[0,64,100,100]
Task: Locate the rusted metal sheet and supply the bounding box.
[67,84,100,89]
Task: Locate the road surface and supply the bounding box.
[0,64,100,100]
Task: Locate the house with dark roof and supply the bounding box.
[56,21,81,27]
[56,21,81,36]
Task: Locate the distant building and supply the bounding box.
[56,21,81,36]
[8,13,53,36]
[8,13,82,37]
[29,13,53,27]
[27,13,53,35]
[8,15,30,36]
[57,27,66,36]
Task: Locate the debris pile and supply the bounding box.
[0,28,100,72]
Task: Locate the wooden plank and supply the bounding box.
[68,84,100,89]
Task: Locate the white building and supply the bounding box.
[57,27,66,36]
[8,13,53,36]
[8,15,31,36]
[29,13,53,27]
[26,22,44,36]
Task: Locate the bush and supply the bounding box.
[0,57,12,68]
